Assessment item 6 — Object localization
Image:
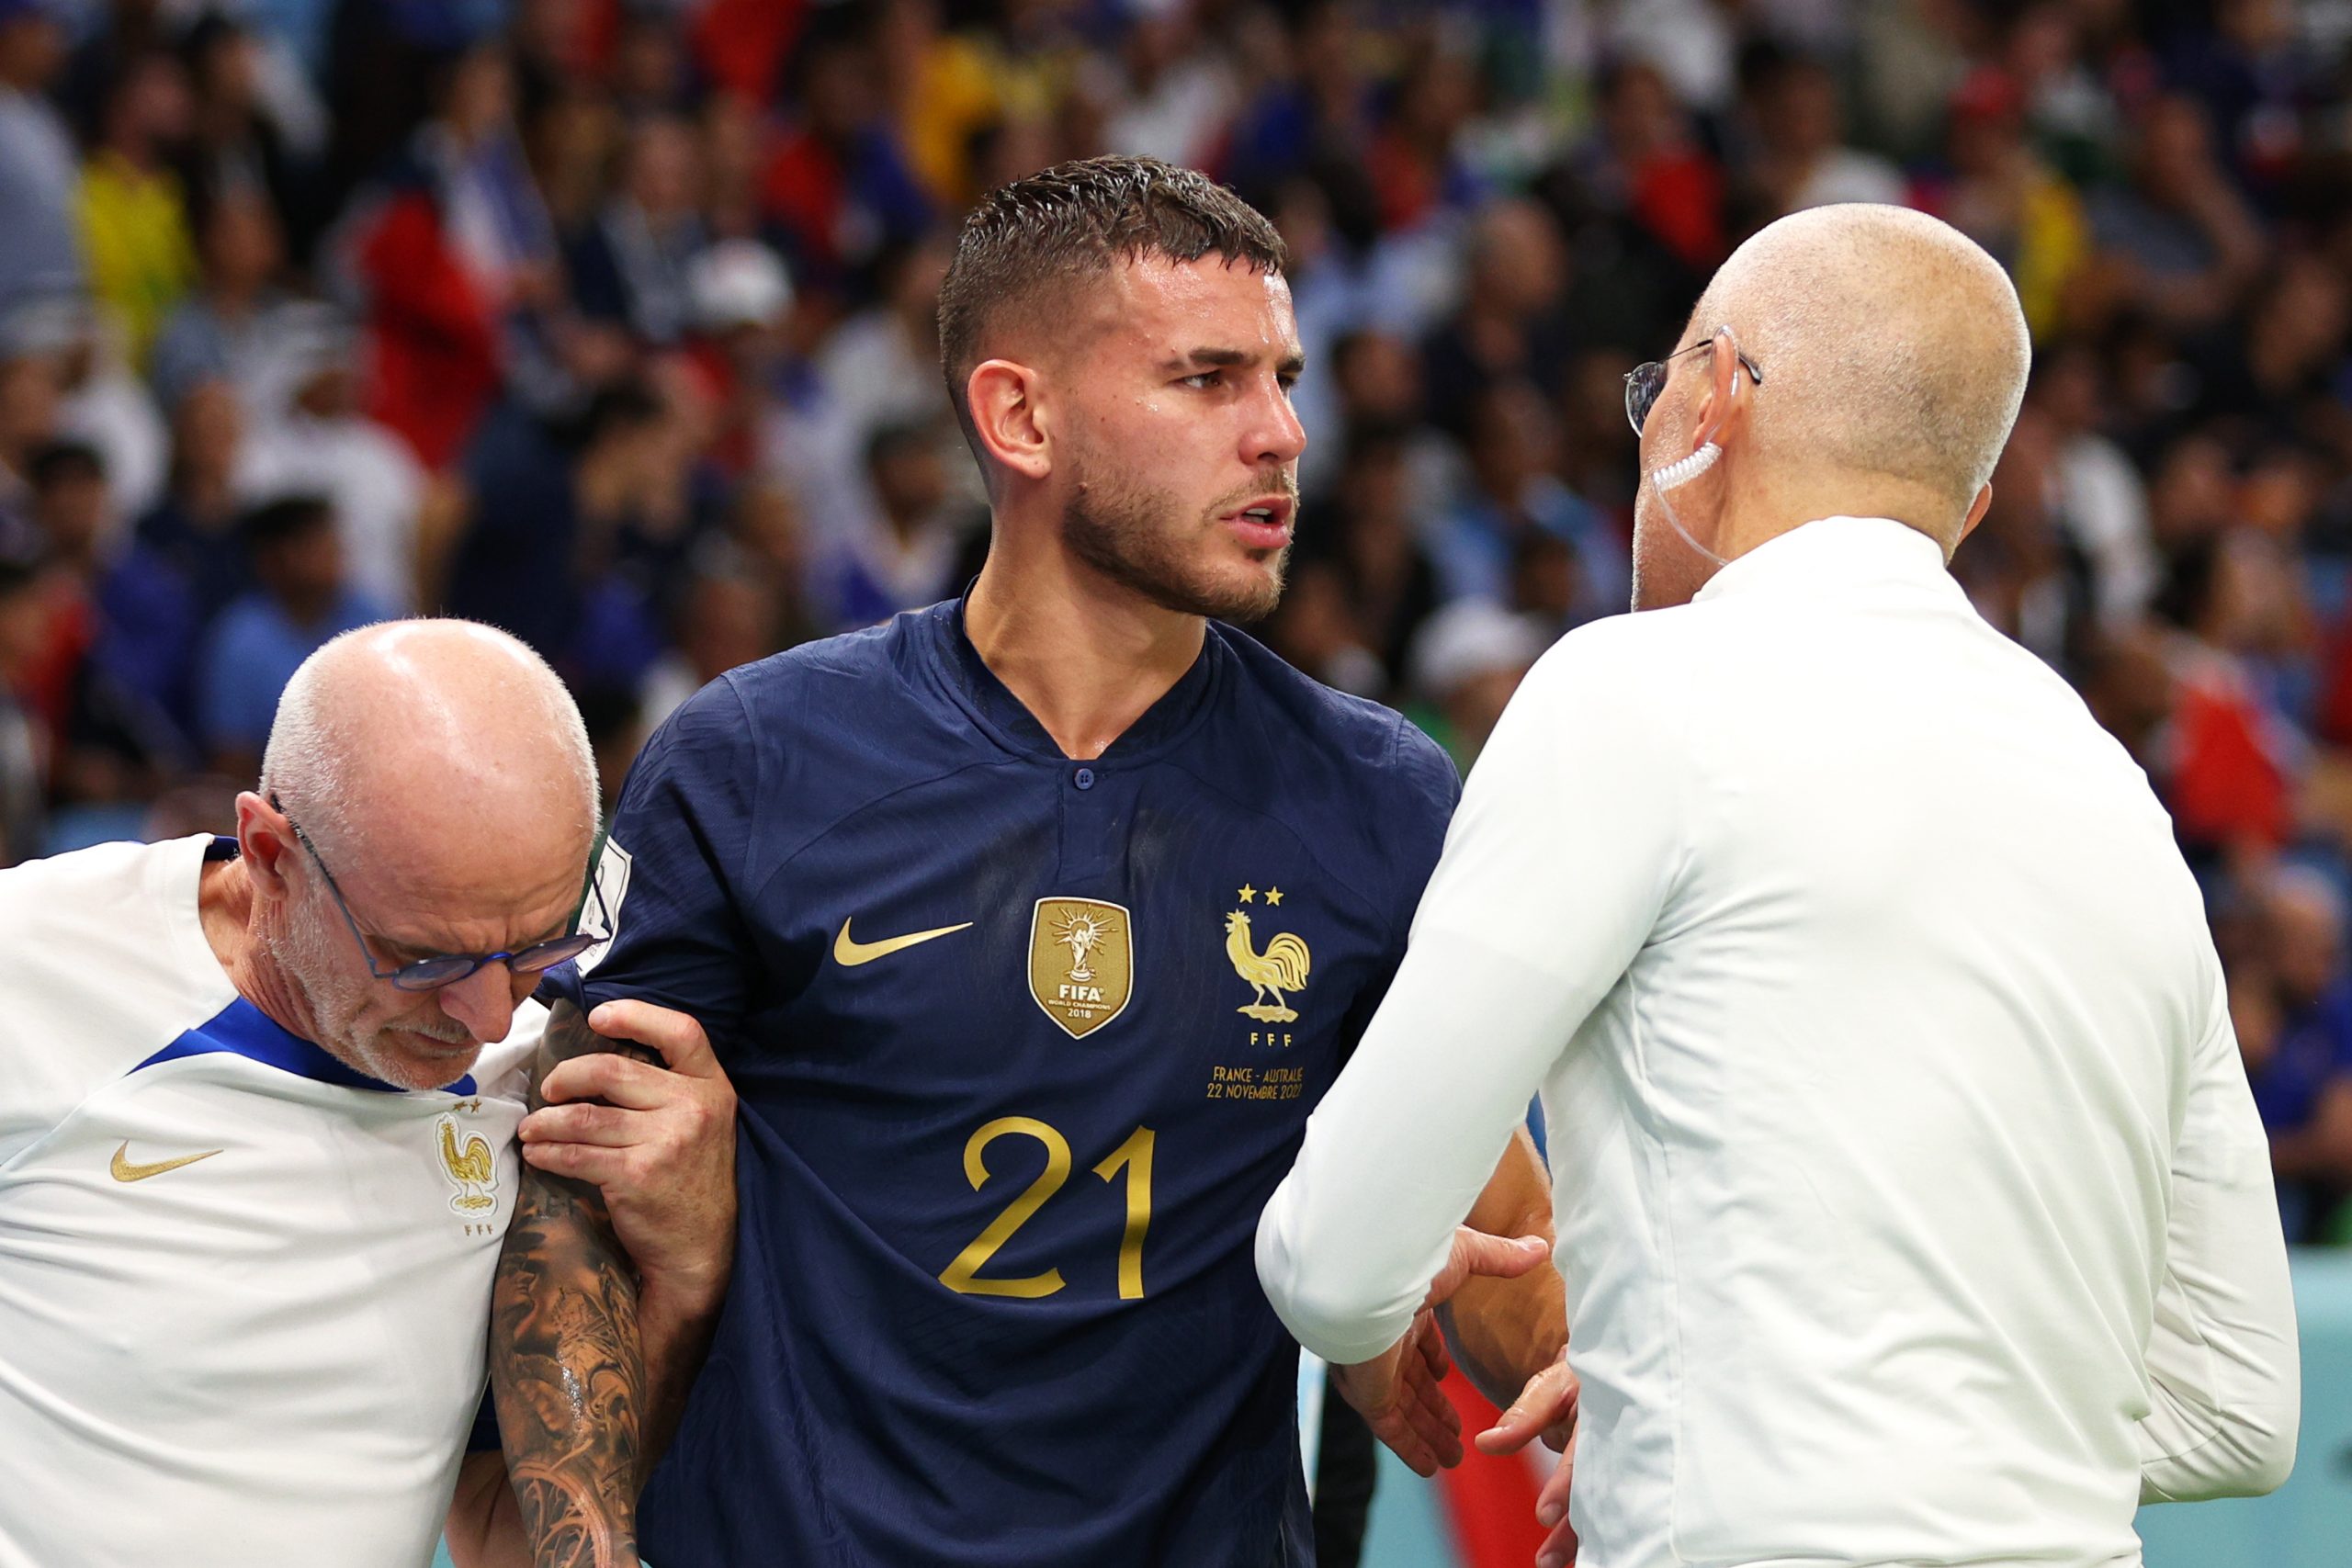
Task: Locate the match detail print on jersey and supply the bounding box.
[107,1140,222,1182]
[832,918,976,968]
[1028,897,1134,1038]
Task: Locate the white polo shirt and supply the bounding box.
[1259,517,2300,1567]
[0,834,541,1568]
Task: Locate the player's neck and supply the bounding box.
[198,856,323,1042]
[965,549,1207,761]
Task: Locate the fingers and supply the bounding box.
[586,998,721,1078]
[1534,1434,1576,1539]
[540,1050,673,1111]
[1425,1227,1550,1306]
[1454,1228,1550,1281]
[1413,1311,1452,1387]
[518,1139,639,1189]
[519,1101,640,1148]
[1399,1362,1463,1468]
[1474,1356,1578,1456]
[1534,1509,1578,1568]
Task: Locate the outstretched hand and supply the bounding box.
[1330,1227,1549,1476]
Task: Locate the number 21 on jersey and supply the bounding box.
[940,1118,1156,1301]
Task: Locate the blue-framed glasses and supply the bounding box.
[1624,338,1764,435]
[273,797,603,992]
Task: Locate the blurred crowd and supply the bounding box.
[3,0,2352,1239]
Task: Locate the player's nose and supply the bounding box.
[1244,377,1306,468]
[434,964,518,1046]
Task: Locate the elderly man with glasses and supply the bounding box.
[0,619,734,1568]
[1262,203,2300,1568]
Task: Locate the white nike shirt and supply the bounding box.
[0,834,542,1568]
[1259,518,2301,1567]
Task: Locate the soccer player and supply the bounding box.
[492,156,1568,1566]
[0,622,731,1568]
[1259,205,2301,1568]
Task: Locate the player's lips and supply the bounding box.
[396,1028,479,1055]
[1222,495,1295,550]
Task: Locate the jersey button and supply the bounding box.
[1073,766,1096,790]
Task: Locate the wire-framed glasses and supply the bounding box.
[274,796,604,992]
[1624,339,1764,435]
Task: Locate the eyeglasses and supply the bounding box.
[1623,339,1764,436]
[273,797,603,992]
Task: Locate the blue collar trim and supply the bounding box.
[134,995,478,1097]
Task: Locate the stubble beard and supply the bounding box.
[262,887,475,1089]
[1060,464,1291,626]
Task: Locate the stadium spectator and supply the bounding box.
[197,494,388,774]
[1741,49,1907,215]
[1429,379,1626,621]
[1405,598,1546,769]
[0,0,2342,1318]
[234,308,426,615]
[0,551,43,861]
[99,377,247,735]
[77,47,197,364]
[0,0,82,319]
[809,419,967,631]
[565,114,709,347]
[2253,865,2352,1242]
[148,184,298,416]
[345,38,549,471]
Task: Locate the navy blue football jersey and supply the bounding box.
[544,599,1457,1567]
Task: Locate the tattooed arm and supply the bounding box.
[491,998,739,1566]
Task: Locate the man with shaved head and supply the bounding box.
[1262,204,2301,1566]
[0,620,733,1568]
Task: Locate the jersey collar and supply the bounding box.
[1692,515,1957,605]
[926,596,1225,764]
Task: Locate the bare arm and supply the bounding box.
[443,1450,533,1568]
[490,998,739,1564]
[490,1002,648,1566]
[1440,1126,1566,1405]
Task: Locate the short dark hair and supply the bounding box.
[242,495,334,551]
[27,440,103,492]
[936,155,1286,454]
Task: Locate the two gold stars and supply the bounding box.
[1237,886,1284,905]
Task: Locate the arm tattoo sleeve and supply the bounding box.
[490,1000,656,1568]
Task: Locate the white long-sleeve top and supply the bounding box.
[1259,516,2300,1567]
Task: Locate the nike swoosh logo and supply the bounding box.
[833,918,974,967]
[109,1141,223,1182]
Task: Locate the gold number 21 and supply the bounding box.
[939,1118,1156,1301]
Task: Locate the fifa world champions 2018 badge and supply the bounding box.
[1028,897,1135,1038]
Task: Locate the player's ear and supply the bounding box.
[967,359,1052,482]
[1956,481,1994,551]
[233,790,298,905]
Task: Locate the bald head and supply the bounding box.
[236,620,599,1089]
[261,620,596,882]
[1692,204,2030,537]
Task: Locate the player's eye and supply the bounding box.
[1180,371,1223,389]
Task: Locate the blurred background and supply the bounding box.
[1,0,2349,1559]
